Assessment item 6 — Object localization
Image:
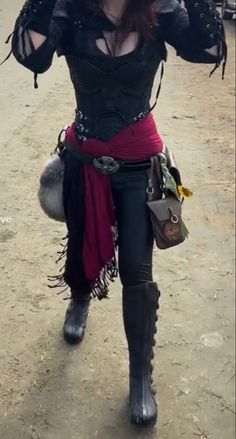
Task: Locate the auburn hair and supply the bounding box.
[89,0,157,46]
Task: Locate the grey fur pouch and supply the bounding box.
[38,154,66,222]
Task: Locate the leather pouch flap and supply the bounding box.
[147,196,182,221]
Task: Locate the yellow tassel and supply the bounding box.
[178,185,193,199]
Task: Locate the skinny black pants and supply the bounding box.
[110,170,154,287]
[61,148,155,295]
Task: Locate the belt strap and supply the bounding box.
[64,139,151,175]
[65,139,94,165]
[146,155,163,201]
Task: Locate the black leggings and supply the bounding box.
[60,149,155,296]
[110,170,154,288]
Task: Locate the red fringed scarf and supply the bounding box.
[50,114,163,299]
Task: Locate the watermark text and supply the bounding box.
[0,216,12,225]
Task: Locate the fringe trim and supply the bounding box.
[209,21,228,80]
[89,257,118,301]
[47,232,119,301]
[47,233,70,300]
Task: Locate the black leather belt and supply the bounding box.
[65,140,151,175]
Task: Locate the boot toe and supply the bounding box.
[63,324,85,344]
[63,297,90,345]
[130,403,157,426]
[130,388,158,426]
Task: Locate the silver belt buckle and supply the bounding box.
[92,156,120,175]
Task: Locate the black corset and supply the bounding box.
[74,107,150,142]
[65,47,163,141]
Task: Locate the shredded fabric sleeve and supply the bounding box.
[0,0,70,88]
[11,17,68,74]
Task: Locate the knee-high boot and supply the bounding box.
[122,281,160,426]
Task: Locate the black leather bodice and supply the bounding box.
[60,25,167,141]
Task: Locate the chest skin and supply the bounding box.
[59,22,166,89]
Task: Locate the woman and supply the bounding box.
[3,0,226,427]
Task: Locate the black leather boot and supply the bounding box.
[63,294,90,345]
[122,282,160,426]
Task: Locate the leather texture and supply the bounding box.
[147,196,182,221]
[11,0,226,135]
[147,196,185,249]
[122,281,160,426]
[63,296,90,344]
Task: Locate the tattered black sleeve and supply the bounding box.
[12,18,68,74]
[9,0,70,75]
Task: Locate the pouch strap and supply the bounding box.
[146,155,163,202]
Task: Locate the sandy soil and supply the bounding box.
[0,2,235,438]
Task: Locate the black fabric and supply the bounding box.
[47,148,90,296]
[2,0,227,298]
[22,0,58,36]
[61,148,90,295]
[9,0,225,75]
[184,0,223,49]
[67,47,163,140]
[158,3,227,75]
[48,146,118,300]
[10,15,67,73]
[5,0,226,133]
[49,149,158,297]
[110,170,157,288]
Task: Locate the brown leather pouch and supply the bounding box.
[146,154,187,249]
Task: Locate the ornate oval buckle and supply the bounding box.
[92,156,120,175]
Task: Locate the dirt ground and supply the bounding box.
[0,2,235,438]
